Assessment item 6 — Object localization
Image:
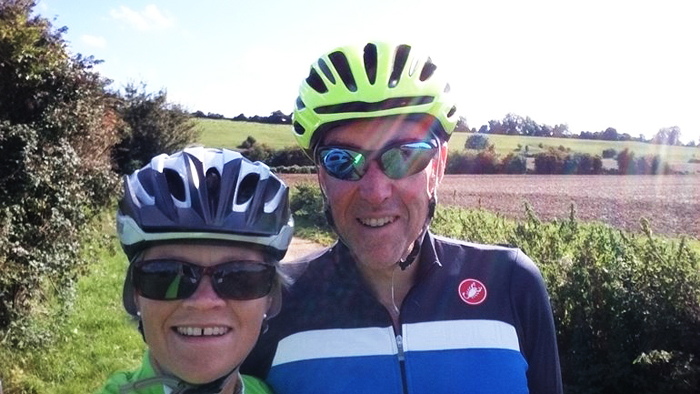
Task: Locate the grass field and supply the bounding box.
[195,118,700,166]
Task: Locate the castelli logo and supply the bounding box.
[458,278,487,305]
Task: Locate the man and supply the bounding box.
[242,41,563,394]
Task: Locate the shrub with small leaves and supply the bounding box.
[0,0,118,345]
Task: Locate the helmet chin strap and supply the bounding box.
[397,195,435,270]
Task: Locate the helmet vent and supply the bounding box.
[137,169,157,197]
[293,121,305,135]
[296,97,306,110]
[164,169,186,202]
[388,44,411,88]
[363,43,378,85]
[318,59,336,84]
[237,173,260,205]
[205,168,221,215]
[328,51,357,92]
[263,177,281,203]
[419,58,437,81]
[306,68,328,93]
[447,105,457,118]
[444,83,451,93]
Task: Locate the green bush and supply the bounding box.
[265,146,314,167]
[272,165,316,174]
[500,153,527,174]
[0,1,118,345]
[534,149,603,174]
[465,133,490,150]
[616,148,671,175]
[111,83,199,175]
[289,183,330,232]
[602,148,617,159]
[445,149,500,174]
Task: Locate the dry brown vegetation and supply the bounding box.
[281,174,700,239]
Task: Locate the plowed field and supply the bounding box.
[280,174,700,239]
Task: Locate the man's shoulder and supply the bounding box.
[431,234,540,276]
[432,234,520,256]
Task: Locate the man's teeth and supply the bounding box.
[359,217,395,227]
[176,326,230,337]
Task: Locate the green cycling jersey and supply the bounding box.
[97,350,272,394]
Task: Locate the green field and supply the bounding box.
[196,118,699,165]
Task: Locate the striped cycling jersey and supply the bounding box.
[242,232,563,394]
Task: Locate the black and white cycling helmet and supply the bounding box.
[116,147,294,262]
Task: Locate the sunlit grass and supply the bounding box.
[0,234,145,394]
[195,118,699,166]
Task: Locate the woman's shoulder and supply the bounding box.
[95,351,160,394]
[242,374,274,394]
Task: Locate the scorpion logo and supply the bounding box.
[458,278,487,305]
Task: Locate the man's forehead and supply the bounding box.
[322,117,434,146]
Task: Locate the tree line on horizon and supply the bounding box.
[194,110,696,148]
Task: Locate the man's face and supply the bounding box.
[317,117,447,272]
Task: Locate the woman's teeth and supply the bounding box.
[176,326,230,337]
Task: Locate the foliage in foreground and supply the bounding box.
[291,183,700,394]
[0,0,119,344]
[0,230,145,394]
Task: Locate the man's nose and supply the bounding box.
[358,160,392,204]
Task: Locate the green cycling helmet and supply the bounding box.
[292,41,459,154]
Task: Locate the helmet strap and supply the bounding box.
[397,179,438,271]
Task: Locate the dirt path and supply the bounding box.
[282,237,327,262]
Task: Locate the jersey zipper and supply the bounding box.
[396,333,408,394]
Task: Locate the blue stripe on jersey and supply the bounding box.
[406,348,529,394]
[268,354,404,394]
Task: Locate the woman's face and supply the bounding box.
[136,243,271,384]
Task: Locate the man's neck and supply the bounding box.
[356,256,420,331]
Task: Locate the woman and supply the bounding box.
[99,147,294,394]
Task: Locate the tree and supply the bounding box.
[488,119,505,134]
[652,126,682,145]
[465,134,490,150]
[111,83,198,174]
[454,116,469,132]
[601,127,619,141]
[1,0,118,341]
[477,125,489,134]
[502,113,525,135]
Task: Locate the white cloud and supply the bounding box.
[81,35,106,48]
[110,5,174,31]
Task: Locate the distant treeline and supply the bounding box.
[193,110,292,125]
[194,110,697,148]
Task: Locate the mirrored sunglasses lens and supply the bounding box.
[380,142,437,179]
[133,261,199,300]
[213,262,275,300]
[319,148,365,180]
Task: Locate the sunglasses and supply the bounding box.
[316,139,439,181]
[132,259,275,301]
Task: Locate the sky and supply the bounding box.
[36,0,700,144]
